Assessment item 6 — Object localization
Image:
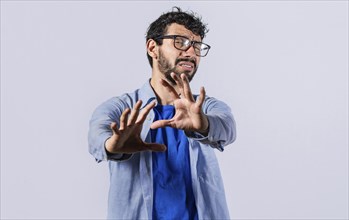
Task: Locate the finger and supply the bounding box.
[110,122,120,135]
[171,72,184,95]
[181,74,195,102]
[136,101,156,124]
[150,119,172,129]
[196,86,206,108]
[143,143,167,152]
[119,108,130,130]
[127,100,142,126]
[160,79,180,101]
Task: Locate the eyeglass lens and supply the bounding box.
[174,36,209,57]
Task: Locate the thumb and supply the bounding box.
[110,122,119,135]
[143,143,167,152]
[150,119,171,129]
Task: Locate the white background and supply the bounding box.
[1,1,348,219]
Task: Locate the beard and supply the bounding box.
[157,49,198,86]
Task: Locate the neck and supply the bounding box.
[150,74,179,105]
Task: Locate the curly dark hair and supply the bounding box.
[146,7,209,67]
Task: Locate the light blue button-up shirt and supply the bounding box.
[88,80,236,219]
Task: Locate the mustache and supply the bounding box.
[175,58,197,68]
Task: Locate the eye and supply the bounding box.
[193,43,202,51]
[175,37,190,48]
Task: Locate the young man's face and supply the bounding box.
[157,23,202,85]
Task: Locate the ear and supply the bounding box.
[146,39,158,60]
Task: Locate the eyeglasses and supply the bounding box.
[155,35,211,57]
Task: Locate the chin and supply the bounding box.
[174,69,196,81]
[183,71,196,82]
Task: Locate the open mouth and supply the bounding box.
[178,61,195,70]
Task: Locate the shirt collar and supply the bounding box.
[138,79,158,109]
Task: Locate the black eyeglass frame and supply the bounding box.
[155,35,211,57]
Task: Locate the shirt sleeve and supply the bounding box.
[185,96,237,151]
[88,97,132,162]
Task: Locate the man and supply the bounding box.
[88,7,236,219]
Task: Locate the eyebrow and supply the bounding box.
[172,34,202,42]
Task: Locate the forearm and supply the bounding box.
[186,97,236,149]
[88,97,126,162]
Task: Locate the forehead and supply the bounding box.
[165,23,202,42]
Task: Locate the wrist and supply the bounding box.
[105,137,118,154]
[197,115,209,136]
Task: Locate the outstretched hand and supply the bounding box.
[105,100,166,154]
[151,73,209,135]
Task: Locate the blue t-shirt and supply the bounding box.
[151,105,198,220]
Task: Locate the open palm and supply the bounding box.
[106,100,166,154]
[151,73,209,135]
